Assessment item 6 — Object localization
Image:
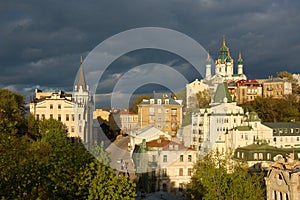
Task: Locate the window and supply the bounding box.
[157,99,161,105]
[58,104,61,109]
[188,168,193,176]
[254,153,258,160]
[71,126,74,132]
[188,155,192,162]
[72,114,75,121]
[165,99,169,104]
[179,168,183,176]
[50,104,53,109]
[78,114,81,120]
[36,114,39,120]
[152,155,156,162]
[158,108,162,113]
[259,153,263,160]
[163,155,167,162]
[79,126,82,133]
[267,153,271,160]
[66,114,69,121]
[180,155,183,162]
[41,114,45,120]
[50,114,53,119]
[58,114,61,121]
[165,109,169,113]
[162,168,167,177]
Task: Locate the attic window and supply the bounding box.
[165,99,169,104]
[150,99,154,104]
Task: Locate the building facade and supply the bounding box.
[133,136,197,195]
[138,93,183,136]
[119,110,139,133]
[261,77,292,99]
[265,158,300,200]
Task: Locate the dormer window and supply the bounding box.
[165,99,169,104]
[157,99,162,105]
[150,99,154,104]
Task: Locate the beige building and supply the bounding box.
[30,59,94,148]
[260,77,292,99]
[137,93,183,136]
[93,108,110,121]
[265,157,300,200]
[30,89,77,137]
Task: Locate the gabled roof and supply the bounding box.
[213,83,232,103]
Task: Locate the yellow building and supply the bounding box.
[260,77,292,99]
[137,93,183,136]
[30,59,94,148]
[30,89,77,137]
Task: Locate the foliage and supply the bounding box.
[185,152,265,200]
[196,89,211,108]
[0,89,26,135]
[0,89,137,199]
[243,95,300,122]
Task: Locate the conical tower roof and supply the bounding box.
[76,56,88,91]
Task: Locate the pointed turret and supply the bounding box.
[237,52,244,75]
[75,56,88,92]
[205,52,211,79]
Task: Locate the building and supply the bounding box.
[133,136,197,195]
[263,122,300,148]
[191,83,244,154]
[234,79,263,104]
[93,108,110,121]
[265,156,300,200]
[119,110,139,133]
[186,79,210,109]
[30,58,94,148]
[261,77,292,99]
[137,93,183,136]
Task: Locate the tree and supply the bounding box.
[196,89,211,108]
[130,94,151,113]
[185,152,265,200]
[0,89,26,135]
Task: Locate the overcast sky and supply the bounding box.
[1,0,299,107]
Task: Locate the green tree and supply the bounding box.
[0,89,26,135]
[185,152,265,200]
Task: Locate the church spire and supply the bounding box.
[238,52,243,64]
[76,56,87,91]
[205,51,211,79]
[206,51,211,63]
[222,35,226,47]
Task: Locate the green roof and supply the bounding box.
[245,111,261,122]
[263,122,300,129]
[234,126,252,131]
[213,83,232,103]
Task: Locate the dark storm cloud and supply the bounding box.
[0,0,299,100]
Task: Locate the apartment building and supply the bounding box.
[137,93,183,136]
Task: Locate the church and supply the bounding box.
[205,36,247,83]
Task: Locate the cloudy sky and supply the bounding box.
[1,0,299,107]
